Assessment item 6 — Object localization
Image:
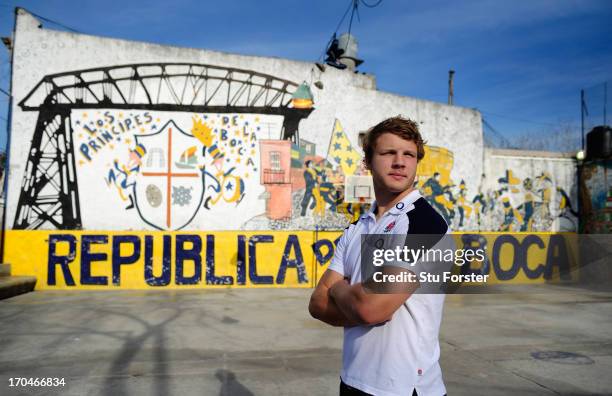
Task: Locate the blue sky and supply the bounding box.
[0,0,611,151]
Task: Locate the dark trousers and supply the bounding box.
[340,380,419,396]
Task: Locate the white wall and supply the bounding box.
[481,148,578,231]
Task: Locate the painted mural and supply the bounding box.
[580,159,612,233]
[10,61,311,232]
[14,102,578,233]
[243,119,370,230]
[418,169,578,232]
[73,111,279,230]
[243,118,578,232]
[9,61,577,234]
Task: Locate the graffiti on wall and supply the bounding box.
[5,230,577,290]
[418,169,577,232]
[580,159,612,233]
[12,63,576,233]
[16,103,578,232]
[244,117,577,232]
[13,63,311,231]
[75,111,265,230]
[242,119,371,230]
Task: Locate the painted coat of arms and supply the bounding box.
[133,120,205,230]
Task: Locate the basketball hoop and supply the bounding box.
[344,175,374,204]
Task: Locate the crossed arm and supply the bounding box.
[308,268,416,327]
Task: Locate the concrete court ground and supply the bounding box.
[0,285,611,396]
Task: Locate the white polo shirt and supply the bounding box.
[328,190,448,396]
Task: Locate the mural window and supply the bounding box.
[270,151,282,170]
[299,139,316,156]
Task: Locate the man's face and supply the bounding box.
[367,132,418,194]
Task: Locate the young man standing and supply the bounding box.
[309,117,449,396]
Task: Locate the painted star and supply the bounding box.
[336,132,343,138]
[346,144,352,151]
[225,181,233,191]
[334,143,341,150]
[346,158,354,167]
[334,156,342,164]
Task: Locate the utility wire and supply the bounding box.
[347,0,359,37]
[360,0,383,8]
[317,0,354,62]
[318,0,382,62]
[333,0,355,36]
[479,109,565,127]
[27,10,81,33]
[482,118,513,148]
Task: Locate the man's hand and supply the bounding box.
[308,270,360,327]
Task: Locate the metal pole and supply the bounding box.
[448,70,455,105]
[581,89,585,151]
[0,8,18,263]
[604,82,608,126]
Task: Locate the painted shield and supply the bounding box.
[133,120,204,230]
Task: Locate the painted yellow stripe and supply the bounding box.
[4,230,578,290]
